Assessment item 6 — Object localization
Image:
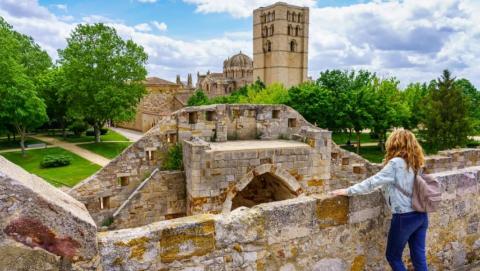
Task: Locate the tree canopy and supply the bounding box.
[58,23,148,142]
[0,17,50,154]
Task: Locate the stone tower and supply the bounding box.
[253,2,309,88]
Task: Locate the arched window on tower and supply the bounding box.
[290,40,297,52]
[263,26,268,37]
[287,25,292,35]
[272,11,275,20]
[270,25,274,36]
[266,40,272,52]
[262,14,266,23]
[295,25,300,36]
[292,12,296,22]
[287,11,290,21]
[298,14,303,23]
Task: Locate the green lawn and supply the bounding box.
[55,129,129,143]
[343,145,385,163]
[0,137,48,151]
[1,147,100,187]
[78,142,132,159]
[332,132,378,145]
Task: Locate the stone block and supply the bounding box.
[160,215,216,263]
[0,156,97,266]
[316,196,349,229]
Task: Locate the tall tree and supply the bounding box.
[288,82,333,129]
[454,78,480,133]
[402,82,429,130]
[0,17,50,155]
[239,83,289,104]
[37,67,70,137]
[59,23,148,142]
[423,70,472,150]
[370,77,410,151]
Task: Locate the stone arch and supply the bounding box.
[222,164,303,213]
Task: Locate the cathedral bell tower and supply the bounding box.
[253,2,309,88]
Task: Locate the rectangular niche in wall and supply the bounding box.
[166,133,177,143]
[206,111,216,121]
[99,196,110,210]
[272,109,280,119]
[288,118,298,127]
[188,112,198,124]
[118,176,129,186]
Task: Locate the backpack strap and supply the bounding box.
[393,168,415,198]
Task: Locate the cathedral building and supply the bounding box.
[253,2,309,88]
[197,51,253,97]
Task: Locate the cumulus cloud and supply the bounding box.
[0,0,479,87]
[53,4,67,12]
[134,23,152,32]
[183,0,316,18]
[308,0,480,86]
[152,21,167,31]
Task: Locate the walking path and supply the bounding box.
[0,145,50,154]
[109,127,143,142]
[30,135,110,166]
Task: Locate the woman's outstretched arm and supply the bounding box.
[330,159,397,196]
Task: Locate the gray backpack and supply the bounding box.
[394,170,442,213]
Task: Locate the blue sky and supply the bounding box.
[1,0,480,88]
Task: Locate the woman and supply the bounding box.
[330,129,428,271]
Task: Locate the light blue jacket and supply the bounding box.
[346,157,415,214]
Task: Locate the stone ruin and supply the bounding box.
[2,104,480,270]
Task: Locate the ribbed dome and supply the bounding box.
[224,51,253,68]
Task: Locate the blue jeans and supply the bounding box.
[386,211,428,271]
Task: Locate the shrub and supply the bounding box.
[40,155,72,168]
[86,128,108,136]
[68,120,89,136]
[162,144,183,170]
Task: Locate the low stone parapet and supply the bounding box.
[98,165,480,270]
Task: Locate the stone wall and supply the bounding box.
[111,170,186,229]
[0,156,98,270]
[98,165,480,271]
[69,116,178,225]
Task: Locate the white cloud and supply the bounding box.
[137,0,157,3]
[134,23,152,32]
[182,0,316,18]
[0,0,479,88]
[152,21,167,31]
[53,4,67,12]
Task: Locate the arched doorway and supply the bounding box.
[231,172,297,210]
[222,164,303,213]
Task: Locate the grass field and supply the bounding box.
[78,142,132,159]
[343,145,385,163]
[55,129,129,143]
[332,132,378,145]
[1,147,100,187]
[0,137,48,151]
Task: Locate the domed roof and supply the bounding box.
[224,51,253,69]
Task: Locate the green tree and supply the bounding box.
[239,83,289,104]
[454,78,480,133]
[423,70,472,150]
[0,17,50,155]
[401,82,429,130]
[59,23,148,142]
[187,90,209,106]
[37,67,70,137]
[287,81,333,128]
[370,77,410,150]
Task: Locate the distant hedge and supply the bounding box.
[40,155,72,168]
[86,128,108,136]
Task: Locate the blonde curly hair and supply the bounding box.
[384,129,425,172]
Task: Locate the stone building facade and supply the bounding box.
[253,2,309,88]
[197,52,253,97]
[118,76,194,132]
